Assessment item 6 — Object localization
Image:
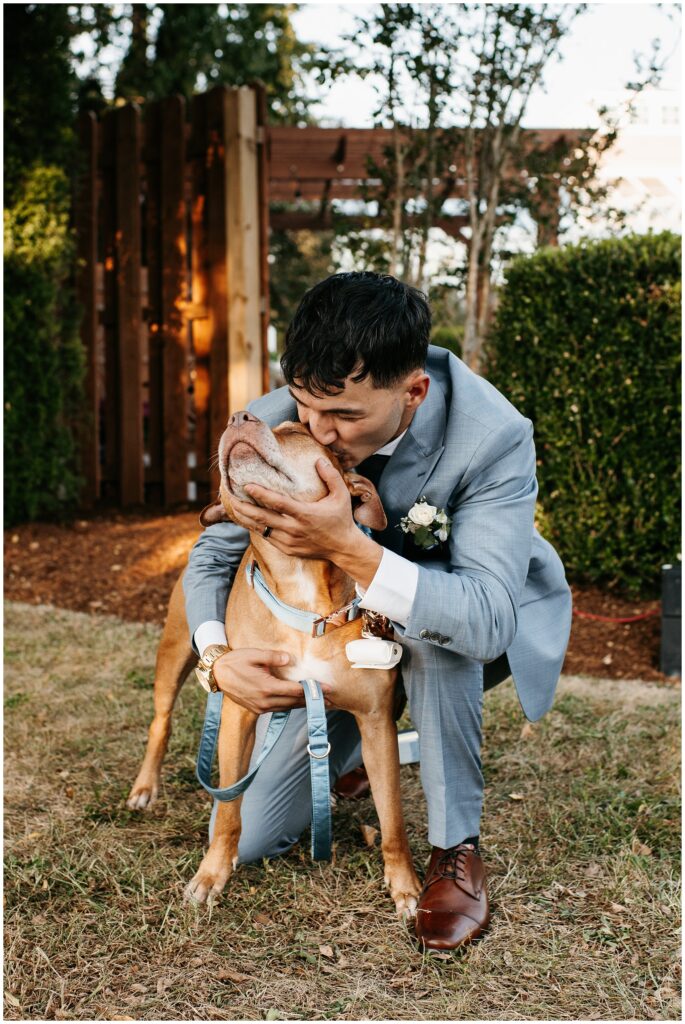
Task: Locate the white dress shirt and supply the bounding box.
[194,428,419,656]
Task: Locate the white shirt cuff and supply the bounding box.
[195,620,228,657]
[354,548,419,627]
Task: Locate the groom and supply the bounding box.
[183,271,572,950]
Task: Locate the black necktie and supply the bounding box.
[355,453,390,489]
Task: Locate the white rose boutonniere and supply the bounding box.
[398,496,452,550]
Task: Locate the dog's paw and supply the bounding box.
[183,870,229,905]
[183,854,236,905]
[126,782,158,811]
[394,892,419,920]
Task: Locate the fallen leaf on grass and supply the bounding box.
[265,1010,281,1021]
[609,902,629,915]
[254,912,272,928]
[5,993,21,1008]
[318,944,335,959]
[156,977,173,995]
[503,950,514,966]
[508,792,524,801]
[130,983,147,994]
[360,824,379,847]
[428,951,452,961]
[216,968,253,983]
[520,722,535,740]
[631,837,652,857]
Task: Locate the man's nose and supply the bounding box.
[303,410,337,444]
[228,410,259,427]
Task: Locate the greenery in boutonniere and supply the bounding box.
[398,497,452,550]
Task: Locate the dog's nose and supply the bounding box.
[229,410,259,427]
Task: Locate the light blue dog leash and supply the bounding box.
[195,560,361,860]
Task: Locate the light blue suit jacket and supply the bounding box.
[184,346,572,722]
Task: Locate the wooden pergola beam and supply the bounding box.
[266,125,589,203]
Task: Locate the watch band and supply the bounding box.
[195,643,231,694]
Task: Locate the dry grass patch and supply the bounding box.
[4,601,681,1021]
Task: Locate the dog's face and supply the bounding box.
[200,414,386,532]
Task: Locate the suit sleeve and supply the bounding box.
[393,417,538,662]
[182,521,251,652]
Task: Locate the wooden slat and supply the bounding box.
[205,86,230,495]
[253,81,271,397]
[75,110,99,506]
[143,99,164,504]
[226,86,263,414]
[101,110,119,500]
[188,91,212,501]
[115,104,144,505]
[160,94,189,505]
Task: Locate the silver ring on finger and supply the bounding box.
[262,525,272,538]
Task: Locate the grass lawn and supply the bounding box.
[4,601,681,1021]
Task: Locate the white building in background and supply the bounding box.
[583,87,681,236]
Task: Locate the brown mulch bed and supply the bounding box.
[3,508,677,685]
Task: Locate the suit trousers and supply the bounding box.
[208,654,512,857]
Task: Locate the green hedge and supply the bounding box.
[488,232,681,594]
[4,166,85,525]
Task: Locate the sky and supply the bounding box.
[290,1,682,128]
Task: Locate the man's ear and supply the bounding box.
[199,495,233,527]
[343,472,387,531]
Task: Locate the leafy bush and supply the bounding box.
[488,232,681,594]
[4,166,85,525]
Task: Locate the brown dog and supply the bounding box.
[127,413,421,916]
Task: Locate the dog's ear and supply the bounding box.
[343,472,387,531]
[199,495,232,527]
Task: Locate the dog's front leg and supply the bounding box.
[184,700,257,904]
[128,576,195,810]
[355,710,422,919]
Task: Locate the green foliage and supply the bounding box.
[488,232,681,593]
[3,5,77,204]
[4,166,85,525]
[269,226,336,345]
[114,3,316,121]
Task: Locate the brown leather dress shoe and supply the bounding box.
[415,844,490,950]
[332,765,371,800]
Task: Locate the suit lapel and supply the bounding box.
[374,376,447,554]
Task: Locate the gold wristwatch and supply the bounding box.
[195,643,231,693]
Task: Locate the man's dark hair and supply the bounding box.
[280,272,431,395]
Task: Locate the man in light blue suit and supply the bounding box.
[183,272,572,950]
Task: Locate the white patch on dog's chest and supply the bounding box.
[283,653,334,685]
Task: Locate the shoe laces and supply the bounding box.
[434,843,476,883]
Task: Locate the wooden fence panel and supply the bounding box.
[76,85,269,511]
[160,95,189,505]
[188,91,212,503]
[205,86,231,496]
[143,100,164,504]
[254,82,271,397]
[226,87,263,414]
[115,104,144,505]
[100,111,119,501]
[75,111,99,507]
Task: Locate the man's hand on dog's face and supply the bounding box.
[231,458,357,559]
[212,648,334,714]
